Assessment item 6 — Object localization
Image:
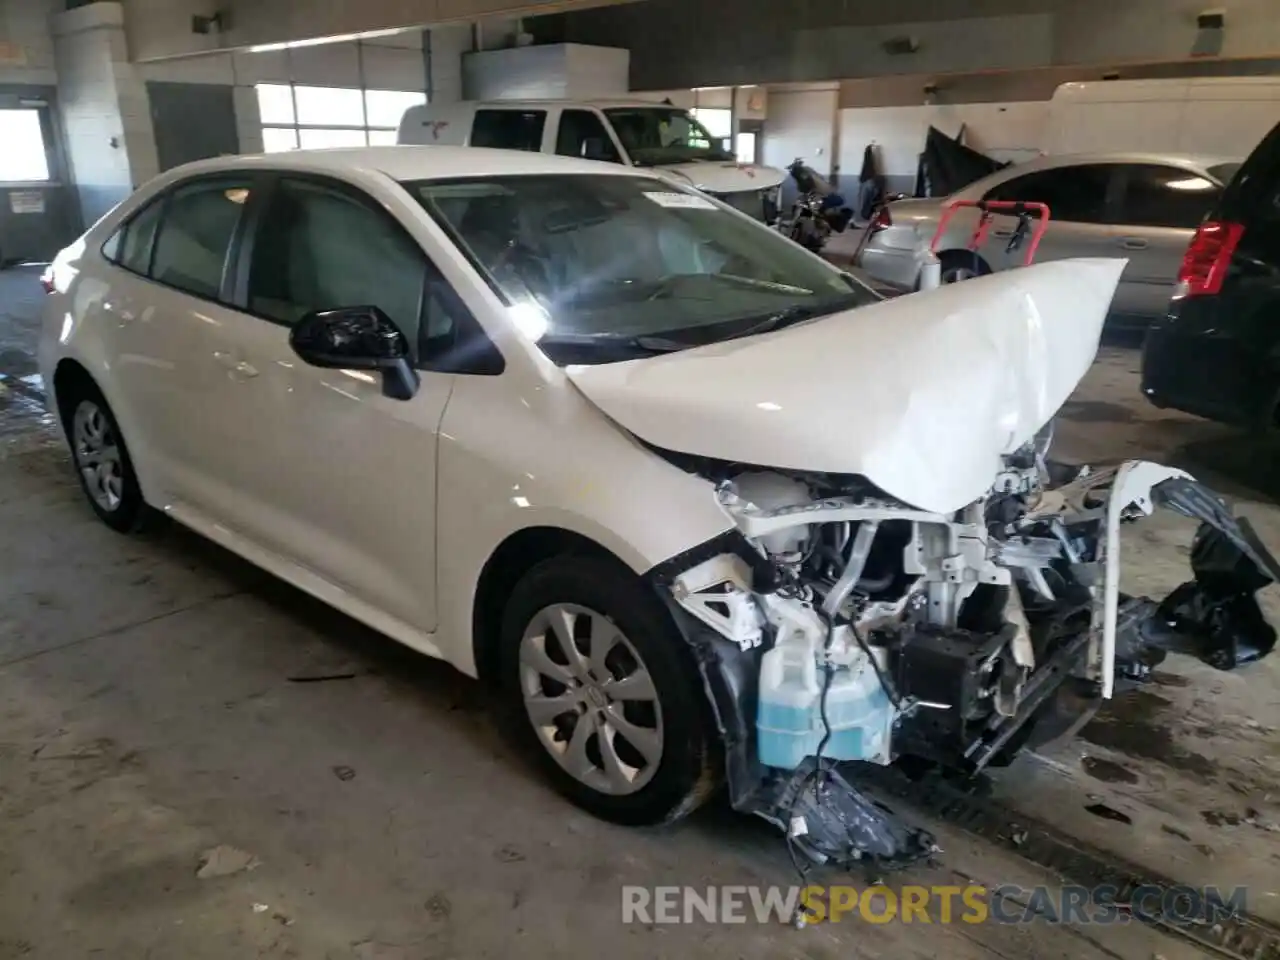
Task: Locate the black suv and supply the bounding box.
[1142,120,1280,426]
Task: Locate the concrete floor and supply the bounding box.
[1,266,1277,959]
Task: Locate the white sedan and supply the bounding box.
[39,147,1276,856]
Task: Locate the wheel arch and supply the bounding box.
[51,357,98,430]
[51,356,156,502]
[936,248,993,276]
[470,525,638,686]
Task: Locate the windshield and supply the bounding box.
[1208,162,1242,185]
[604,107,734,165]
[406,174,875,364]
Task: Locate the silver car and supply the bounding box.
[858,152,1240,325]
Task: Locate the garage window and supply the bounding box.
[257,84,425,152]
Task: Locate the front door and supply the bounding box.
[1108,163,1223,323]
[205,174,452,633]
[147,82,240,172]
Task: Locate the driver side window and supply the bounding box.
[555,110,621,163]
[247,176,503,375]
[247,178,426,342]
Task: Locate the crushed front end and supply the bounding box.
[652,438,1280,869]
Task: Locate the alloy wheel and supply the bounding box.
[518,603,664,796]
[72,400,124,513]
[942,265,979,283]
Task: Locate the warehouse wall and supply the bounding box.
[0,0,59,86]
[838,102,1046,195]
[122,0,640,61]
[136,32,429,159]
[538,0,1280,90]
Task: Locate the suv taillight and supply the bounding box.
[1175,220,1244,298]
[869,206,892,233]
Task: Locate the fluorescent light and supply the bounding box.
[1165,177,1215,191]
[248,27,408,53]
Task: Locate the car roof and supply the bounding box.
[418,99,681,110]
[161,145,648,184]
[1016,151,1240,172]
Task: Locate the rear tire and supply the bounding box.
[61,381,148,533]
[938,250,992,284]
[498,556,720,825]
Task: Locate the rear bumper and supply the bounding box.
[857,243,920,291]
[1142,322,1275,426]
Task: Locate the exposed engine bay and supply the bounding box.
[652,431,1280,870]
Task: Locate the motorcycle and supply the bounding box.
[779,158,854,253]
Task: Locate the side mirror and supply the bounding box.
[289,306,420,401]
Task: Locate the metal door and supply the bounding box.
[147,82,240,172]
[0,88,78,263]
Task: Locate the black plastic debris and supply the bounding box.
[754,760,936,869]
[1116,480,1280,672]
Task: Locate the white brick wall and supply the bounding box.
[762,87,839,179]
[52,2,160,223]
[428,25,470,103]
[362,42,426,91]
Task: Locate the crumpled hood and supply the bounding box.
[565,258,1126,515]
[655,160,786,194]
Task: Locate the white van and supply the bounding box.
[398,99,785,222]
[1046,77,1280,159]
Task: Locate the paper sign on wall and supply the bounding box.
[10,191,45,215]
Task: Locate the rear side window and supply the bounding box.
[555,109,621,163]
[1116,164,1220,230]
[470,109,546,152]
[984,164,1114,223]
[150,179,252,299]
[102,198,164,275]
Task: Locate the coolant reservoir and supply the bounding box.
[757,627,895,769]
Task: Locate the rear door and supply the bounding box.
[1109,163,1223,322]
[981,163,1120,271]
[100,173,261,512]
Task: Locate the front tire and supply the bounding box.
[499,556,720,825]
[63,384,147,532]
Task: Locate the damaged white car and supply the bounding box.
[40,148,1279,861]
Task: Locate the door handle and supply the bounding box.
[1118,237,1149,251]
[104,302,135,326]
[213,351,260,379]
[992,229,1014,239]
